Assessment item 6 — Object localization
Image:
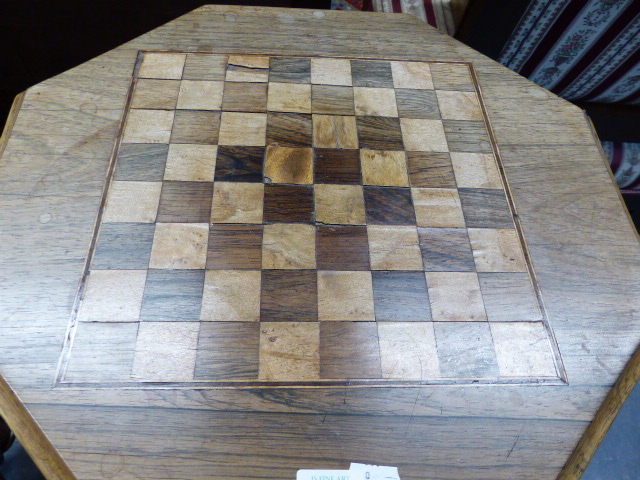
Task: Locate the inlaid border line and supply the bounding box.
[52,51,146,387]
[467,63,569,385]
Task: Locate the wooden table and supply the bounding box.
[1,6,639,480]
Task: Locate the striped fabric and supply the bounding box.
[330,0,456,35]
[499,0,640,104]
[603,141,640,192]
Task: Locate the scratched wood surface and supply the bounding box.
[0,6,639,480]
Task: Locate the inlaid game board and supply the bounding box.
[57,52,563,387]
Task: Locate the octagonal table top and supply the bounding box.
[0,6,639,480]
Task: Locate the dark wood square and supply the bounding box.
[214,146,265,182]
[183,53,227,81]
[114,144,168,181]
[64,322,138,382]
[443,120,493,153]
[320,322,382,379]
[195,322,260,380]
[407,152,456,188]
[395,89,440,119]
[264,185,314,223]
[314,148,362,184]
[478,272,542,322]
[351,60,394,87]
[356,116,404,150]
[434,323,500,378]
[429,63,475,91]
[207,225,263,269]
[222,82,268,112]
[266,113,313,147]
[171,110,220,144]
[260,270,317,321]
[458,188,514,228]
[364,187,416,225]
[418,227,476,271]
[311,85,355,115]
[316,225,370,270]
[140,269,205,322]
[269,57,311,83]
[131,79,180,110]
[372,271,431,322]
[92,223,156,269]
[157,181,213,223]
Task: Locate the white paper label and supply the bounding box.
[297,463,400,480]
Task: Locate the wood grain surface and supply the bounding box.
[0,6,639,480]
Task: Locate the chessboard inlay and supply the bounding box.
[56,52,564,388]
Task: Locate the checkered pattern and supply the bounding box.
[61,53,560,386]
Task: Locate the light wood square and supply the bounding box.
[436,90,483,121]
[425,272,487,322]
[149,223,209,269]
[353,87,398,117]
[315,184,365,225]
[259,322,320,381]
[229,55,270,69]
[139,53,186,79]
[378,322,439,379]
[226,67,269,83]
[367,225,423,270]
[103,181,161,223]
[264,146,314,184]
[390,61,434,89]
[132,322,199,381]
[360,150,409,187]
[267,83,312,113]
[411,188,466,227]
[313,115,340,149]
[211,182,264,224]
[467,228,527,272]
[400,118,448,152]
[77,270,146,323]
[312,114,358,149]
[176,80,224,110]
[262,224,316,269]
[122,109,174,144]
[164,144,218,181]
[200,270,261,321]
[490,322,557,377]
[450,153,502,189]
[317,271,374,321]
[218,112,267,146]
[226,55,270,82]
[311,58,352,86]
